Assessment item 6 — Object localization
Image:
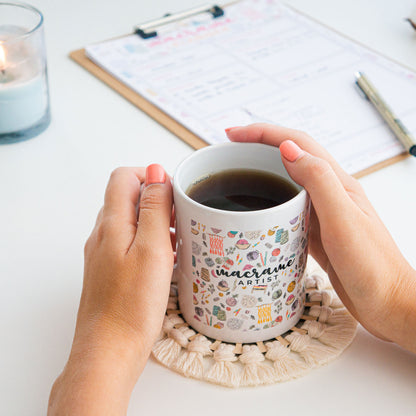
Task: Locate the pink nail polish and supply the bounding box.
[225,126,241,134]
[145,164,166,186]
[280,140,304,162]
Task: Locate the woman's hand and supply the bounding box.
[226,124,416,353]
[48,164,174,415]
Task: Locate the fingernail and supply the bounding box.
[145,164,166,186]
[225,126,241,134]
[280,140,304,162]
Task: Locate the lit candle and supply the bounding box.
[0,43,49,135]
[0,44,7,81]
[0,3,50,143]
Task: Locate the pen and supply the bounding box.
[405,7,416,31]
[355,71,416,157]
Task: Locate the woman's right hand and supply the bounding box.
[226,123,416,353]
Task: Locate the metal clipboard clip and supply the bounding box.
[134,4,225,39]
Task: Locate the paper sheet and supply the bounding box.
[86,0,416,175]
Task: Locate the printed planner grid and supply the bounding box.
[86,0,416,175]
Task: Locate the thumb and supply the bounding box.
[134,164,173,252]
[279,140,357,231]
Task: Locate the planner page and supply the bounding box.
[86,0,416,175]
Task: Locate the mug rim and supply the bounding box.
[173,142,308,216]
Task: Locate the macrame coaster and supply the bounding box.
[152,258,357,387]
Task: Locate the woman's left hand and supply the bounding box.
[48,164,174,416]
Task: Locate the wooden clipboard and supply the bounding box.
[70,47,209,151]
[70,46,408,179]
[70,21,410,180]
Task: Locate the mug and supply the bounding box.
[173,143,310,343]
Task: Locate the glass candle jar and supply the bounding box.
[0,2,50,144]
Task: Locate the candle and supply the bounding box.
[0,4,50,143]
[0,44,48,135]
[0,44,6,80]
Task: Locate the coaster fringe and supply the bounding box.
[265,340,309,381]
[162,314,184,333]
[154,315,170,341]
[152,337,182,367]
[239,345,276,386]
[167,296,178,310]
[152,323,195,367]
[173,334,212,379]
[308,305,356,327]
[301,320,357,350]
[206,343,240,388]
[285,333,337,367]
[305,274,328,291]
[156,313,182,341]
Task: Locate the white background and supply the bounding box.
[1,0,416,415]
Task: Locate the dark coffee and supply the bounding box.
[186,168,298,211]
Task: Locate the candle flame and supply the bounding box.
[0,44,5,70]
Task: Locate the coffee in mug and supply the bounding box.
[186,168,298,212]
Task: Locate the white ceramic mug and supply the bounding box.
[173,143,310,343]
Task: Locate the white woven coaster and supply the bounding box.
[152,258,357,387]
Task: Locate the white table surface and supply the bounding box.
[1,0,416,414]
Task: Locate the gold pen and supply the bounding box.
[355,71,416,157]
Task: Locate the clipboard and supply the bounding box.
[70,47,208,151]
[70,4,231,152]
[69,1,410,179]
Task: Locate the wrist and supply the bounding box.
[360,259,416,352]
[385,265,416,352]
[69,320,151,382]
[48,332,148,416]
